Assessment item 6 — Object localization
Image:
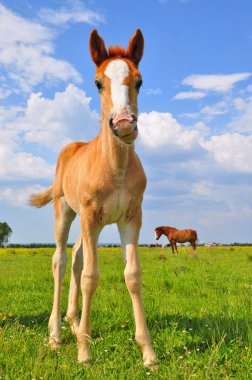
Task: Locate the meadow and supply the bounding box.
[0,245,251,379]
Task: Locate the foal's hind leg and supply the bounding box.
[65,234,83,335]
[171,241,175,255]
[48,197,76,348]
[174,242,178,255]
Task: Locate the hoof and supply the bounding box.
[49,336,61,349]
[77,333,92,363]
[78,352,91,364]
[64,315,79,335]
[143,351,158,369]
[145,362,160,371]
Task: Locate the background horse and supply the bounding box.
[29,29,156,367]
[155,226,198,255]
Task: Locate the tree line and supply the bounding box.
[0,222,12,247]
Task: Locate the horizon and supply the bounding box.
[5,240,252,247]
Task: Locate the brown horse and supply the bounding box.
[29,30,156,367]
[155,226,198,255]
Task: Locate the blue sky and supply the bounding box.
[0,0,252,244]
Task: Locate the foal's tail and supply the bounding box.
[29,185,53,208]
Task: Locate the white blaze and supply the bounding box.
[105,59,129,110]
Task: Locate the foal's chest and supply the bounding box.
[102,186,135,224]
[78,157,146,225]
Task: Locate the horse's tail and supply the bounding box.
[195,230,199,244]
[29,185,53,208]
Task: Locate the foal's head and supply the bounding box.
[89,29,144,145]
[155,227,163,240]
[155,226,176,240]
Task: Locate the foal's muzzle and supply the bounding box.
[109,111,138,145]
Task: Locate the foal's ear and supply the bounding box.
[89,30,109,66]
[127,29,144,66]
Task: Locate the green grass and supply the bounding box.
[0,246,252,379]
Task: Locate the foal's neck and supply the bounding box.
[99,115,135,171]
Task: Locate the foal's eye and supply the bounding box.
[135,78,143,92]
[95,80,103,93]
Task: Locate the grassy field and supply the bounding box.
[0,245,252,379]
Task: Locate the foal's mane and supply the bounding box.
[107,46,132,60]
[156,226,177,232]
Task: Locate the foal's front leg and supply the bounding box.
[118,215,157,367]
[49,197,76,347]
[77,213,101,363]
[171,241,176,255]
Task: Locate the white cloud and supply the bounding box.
[19,84,100,151]
[0,143,54,181]
[0,4,51,46]
[0,4,82,95]
[138,111,205,150]
[182,73,251,93]
[191,180,223,203]
[0,84,99,181]
[0,87,12,99]
[0,185,45,207]
[181,101,228,121]
[191,180,252,220]
[233,97,246,111]
[173,91,206,100]
[0,109,54,181]
[138,111,252,175]
[145,88,162,95]
[175,73,252,102]
[229,96,252,132]
[200,133,252,173]
[39,1,105,26]
[247,84,252,92]
[200,102,228,119]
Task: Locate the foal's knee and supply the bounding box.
[81,270,100,296]
[52,250,68,276]
[125,269,142,294]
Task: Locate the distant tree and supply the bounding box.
[0,222,12,247]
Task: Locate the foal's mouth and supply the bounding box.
[109,116,138,144]
[119,125,138,144]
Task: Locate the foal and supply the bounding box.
[30,29,156,367]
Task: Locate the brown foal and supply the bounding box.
[29,29,156,367]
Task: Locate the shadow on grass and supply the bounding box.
[2,311,251,351]
[0,313,49,329]
[147,313,251,356]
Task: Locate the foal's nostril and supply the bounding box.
[131,114,137,122]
